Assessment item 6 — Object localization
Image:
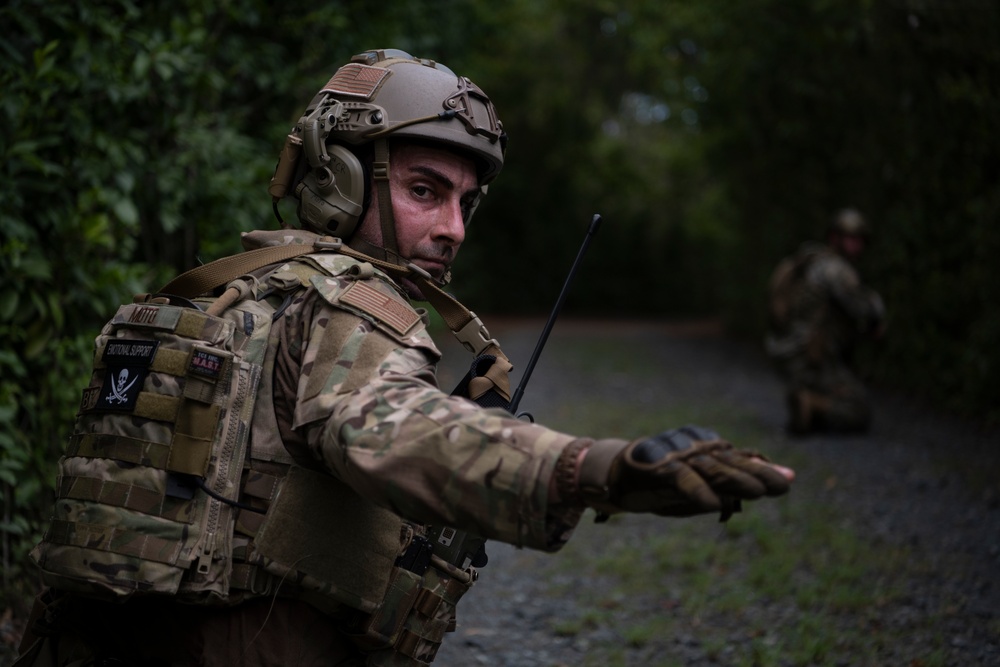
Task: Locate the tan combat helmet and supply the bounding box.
[268,48,507,265]
[829,208,869,237]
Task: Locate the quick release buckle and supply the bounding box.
[405,261,434,282]
[314,237,343,251]
[455,312,499,355]
[405,261,450,288]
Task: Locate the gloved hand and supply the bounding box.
[574,426,791,521]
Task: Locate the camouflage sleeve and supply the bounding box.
[808,254,884,333]
[281,277,592,552]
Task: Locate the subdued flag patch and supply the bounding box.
[322,64,392,100]
[340,281,420,335]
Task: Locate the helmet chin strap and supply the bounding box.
[374,137,402,264]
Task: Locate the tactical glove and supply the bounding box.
[569,426,791,521]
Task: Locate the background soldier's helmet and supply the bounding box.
[828,208,869,237]
[268,48,507,243]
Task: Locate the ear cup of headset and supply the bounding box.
[295,144,366,238]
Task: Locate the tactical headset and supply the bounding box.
[268,49,507,260]
[268,95,369,239]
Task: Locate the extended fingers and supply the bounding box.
[687,454,769,498]
[668,463,724,511]
[713,450,792,495]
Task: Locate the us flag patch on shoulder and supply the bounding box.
[340,281,419,335]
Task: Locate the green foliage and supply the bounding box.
[2,4,148,600]
[454,0,726,317]
[0,0,513,624]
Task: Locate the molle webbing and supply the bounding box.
[32,297,271,601]
[55,475,192,523]
[357,555,475,666]
[44,518,183,565]
[89,306,233,478]
[233,470,283,542]
[67,433,173,469]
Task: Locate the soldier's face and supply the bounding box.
[357,142,480,299]
[837,233,866,261]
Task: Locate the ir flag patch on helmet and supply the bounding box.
[322,64,392,100]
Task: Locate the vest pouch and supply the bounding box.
[351,566,423,651]
[30,300,272,603]
[361,556,475,667]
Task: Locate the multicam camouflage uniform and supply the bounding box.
[19,229,608,667]
[765,242,885,433]
[263,229,590,547]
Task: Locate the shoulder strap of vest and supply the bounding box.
[156,237,512,402]
[158,242,322,300]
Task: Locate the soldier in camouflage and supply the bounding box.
[765,208,887,434]
[19,49,795,667]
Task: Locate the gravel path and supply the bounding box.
[431,318,1000,667]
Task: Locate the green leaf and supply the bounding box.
[0,519,27,536]
[133,51,150,78]
[47,292,64,330]
[16,255,52,281]
[23,322,53,359]
[112,197,139,226]
[0,468,19,487]
[0,290,18,320]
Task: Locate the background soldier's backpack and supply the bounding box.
[767,245,820,332]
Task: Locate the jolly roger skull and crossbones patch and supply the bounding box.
[93,339,159,411]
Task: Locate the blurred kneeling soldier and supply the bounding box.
[766,208,887,434]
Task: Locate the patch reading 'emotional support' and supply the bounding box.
[94,339,159,411]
